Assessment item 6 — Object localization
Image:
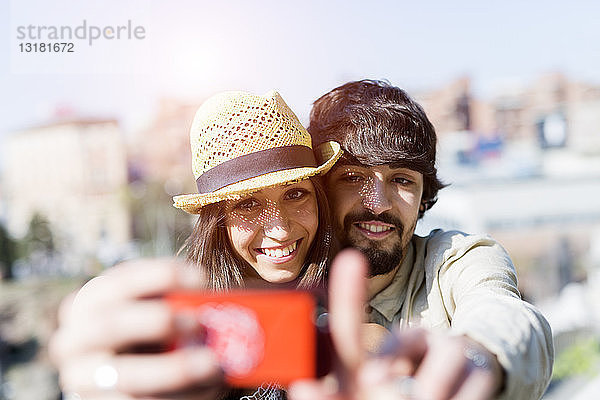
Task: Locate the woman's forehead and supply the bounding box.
[222,181,315,210]
[239,180,315,198]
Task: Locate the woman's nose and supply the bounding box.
[261,203,291,240]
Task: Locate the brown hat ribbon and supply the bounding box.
[196,145,317,194]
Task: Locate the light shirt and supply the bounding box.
[368,229,554,400]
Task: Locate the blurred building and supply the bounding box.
[493,72,600,150]
[419,73,600,153]
[125,99,199,256]
[416,73,600,302]
[129,98,198,195]
[2,119,130,274]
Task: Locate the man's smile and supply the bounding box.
[353,220,396,240]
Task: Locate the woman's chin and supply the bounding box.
[248,270,300,287]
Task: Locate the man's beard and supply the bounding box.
[338,210,405,277]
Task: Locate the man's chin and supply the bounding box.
[350,243,402,277]
[347,233,400,255]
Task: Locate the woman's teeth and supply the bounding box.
[261,241,298,258]
[358,223,393,233]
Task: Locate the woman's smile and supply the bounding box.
[255,238,302,264]
[225,180,318,283]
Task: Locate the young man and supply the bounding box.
[296,80,553,400]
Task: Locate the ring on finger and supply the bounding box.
[93,362,119,390]
[464,346,491,370]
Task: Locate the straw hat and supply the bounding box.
[173,90,342,214]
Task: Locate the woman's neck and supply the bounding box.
[243,277,299,290]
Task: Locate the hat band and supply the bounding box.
[196,145,317,194]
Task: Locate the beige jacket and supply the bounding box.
[368,229,554,400]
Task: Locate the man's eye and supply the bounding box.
[393,177,412,185]
[236,198,260,211]
[285,189,308,200]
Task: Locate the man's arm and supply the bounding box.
[289,249,504,400]
[433,231,554,399]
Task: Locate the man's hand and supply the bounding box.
[289,249,504,400]
[49,259,226,400]
[361,329,504,400]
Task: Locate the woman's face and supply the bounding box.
[225,180,319,284]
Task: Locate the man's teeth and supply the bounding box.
[358,223,393,233]
[262,241,298,258]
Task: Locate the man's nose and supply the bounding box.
[360,179,392,215]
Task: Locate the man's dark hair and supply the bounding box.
[309,79,446,217]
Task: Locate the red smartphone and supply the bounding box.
[166,290,331,388]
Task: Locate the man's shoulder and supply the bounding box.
[414,228,493,247]
[413,229,507,264]
[412,229,515,288]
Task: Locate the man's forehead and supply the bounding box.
[331,159,419,174]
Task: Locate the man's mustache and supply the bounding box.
[343,210,404,234]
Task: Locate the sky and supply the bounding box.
[1,0,600,140]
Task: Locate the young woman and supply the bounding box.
[50,90,342,400]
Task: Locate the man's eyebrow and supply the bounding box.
[388,164,418,172]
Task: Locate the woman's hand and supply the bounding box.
[49,259,226,400]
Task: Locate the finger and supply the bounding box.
[57,291,77,324]
[63,385,223,400]
[413,334,468,400]
[60,348,224,397]
[449,367,498,400]
[329,249,368,369]
[377,328,429,376]
[61,393,133,400]
[328,249,368,390]
[52,300,178,362]
[453,338,504,400]
[74,259,204,310]
[62,391,133,400]
[120,348,225,396]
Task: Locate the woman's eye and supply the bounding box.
[341,173,364,183]
[236,198,260,211]
[285,189,308,200]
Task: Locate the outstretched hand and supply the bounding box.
[49,259,226,400]
[289,249,504,400]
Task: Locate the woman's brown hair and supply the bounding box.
[180,176,333,291]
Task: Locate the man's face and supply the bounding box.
[325,163,423,276]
